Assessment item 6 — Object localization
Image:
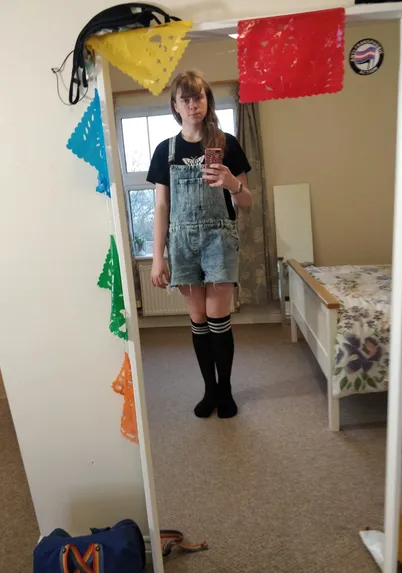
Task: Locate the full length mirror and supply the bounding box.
[110,19,395,572]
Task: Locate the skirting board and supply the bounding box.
[139,304,281,329]
[138,310,282,328]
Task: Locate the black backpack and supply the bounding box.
[69,3,181,105]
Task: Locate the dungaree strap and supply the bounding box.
[168,136,176,165]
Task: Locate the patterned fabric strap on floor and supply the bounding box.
[160,530,208,557]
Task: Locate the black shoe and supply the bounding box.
[217,388,238,419]
[194,392,217,418]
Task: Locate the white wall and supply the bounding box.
[158,0,352,22]
[0,1,149,536]
[0,0,353,537]
[259,20,398,266]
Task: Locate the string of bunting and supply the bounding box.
[65,6,346,446]
[65,14,194,443]
[65,12,195,444]
[62,7,352,557]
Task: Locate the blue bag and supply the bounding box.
[34,519,146,573]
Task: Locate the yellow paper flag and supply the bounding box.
[87,20,193,96]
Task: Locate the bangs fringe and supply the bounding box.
[170,71,226,151]
[176,74,204,99]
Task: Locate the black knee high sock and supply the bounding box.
[191,321,217,418]
[207,315,238,418]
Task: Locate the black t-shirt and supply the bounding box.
[147,132,251,220]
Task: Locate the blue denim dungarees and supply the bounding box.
[168,135,239,287]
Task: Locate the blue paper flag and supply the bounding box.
[67,89,111,197]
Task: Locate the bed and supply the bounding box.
[288,260,391,431]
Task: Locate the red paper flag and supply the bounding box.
[238,8,345,103]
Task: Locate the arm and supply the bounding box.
[203,166,252,209]
[151,184,170,288]
[153,183,169,260]
[227,172,252,209]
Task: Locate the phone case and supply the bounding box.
[205,148,222,166]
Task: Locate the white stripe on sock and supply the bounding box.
[192,325,210,335]
[208,319,232,334]
[209,325,232,334]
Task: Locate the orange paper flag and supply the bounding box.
[112,352,138,444]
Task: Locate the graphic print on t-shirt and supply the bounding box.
[183,155,205,166]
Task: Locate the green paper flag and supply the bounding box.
[98,235,128,340]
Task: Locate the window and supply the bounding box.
[116,102,236,257]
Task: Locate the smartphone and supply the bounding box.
[205,148,222,167]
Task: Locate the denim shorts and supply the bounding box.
[168,220,239,287]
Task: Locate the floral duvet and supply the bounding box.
[305,265,391,398]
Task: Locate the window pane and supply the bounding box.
[217,109,235,136]
[122,117,150,172]
[129,189,155,256]
[148,114,181,157]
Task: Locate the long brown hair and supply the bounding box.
[170,70,226,151]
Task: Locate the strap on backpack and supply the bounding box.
[61,543,102,573]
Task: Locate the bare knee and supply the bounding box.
[207,310,231,319]
[179,285,207,323]
[206,283,233,319]
[191,311,208,323]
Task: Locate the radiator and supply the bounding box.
[138,262,188,316]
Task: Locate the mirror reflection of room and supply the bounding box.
[111,20,394,572]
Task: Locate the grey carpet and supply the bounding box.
[0,325,387,572]
[141,324,387,573]
[0,372,39,572]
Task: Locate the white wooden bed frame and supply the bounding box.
[288,259,341,432]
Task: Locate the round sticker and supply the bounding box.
[349,39,384,75]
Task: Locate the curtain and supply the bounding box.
[236,95,279,305]
[132,254,142,309]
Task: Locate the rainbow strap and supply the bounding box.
[61,544,102,573]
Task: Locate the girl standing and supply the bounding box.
[148,71,252,419]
